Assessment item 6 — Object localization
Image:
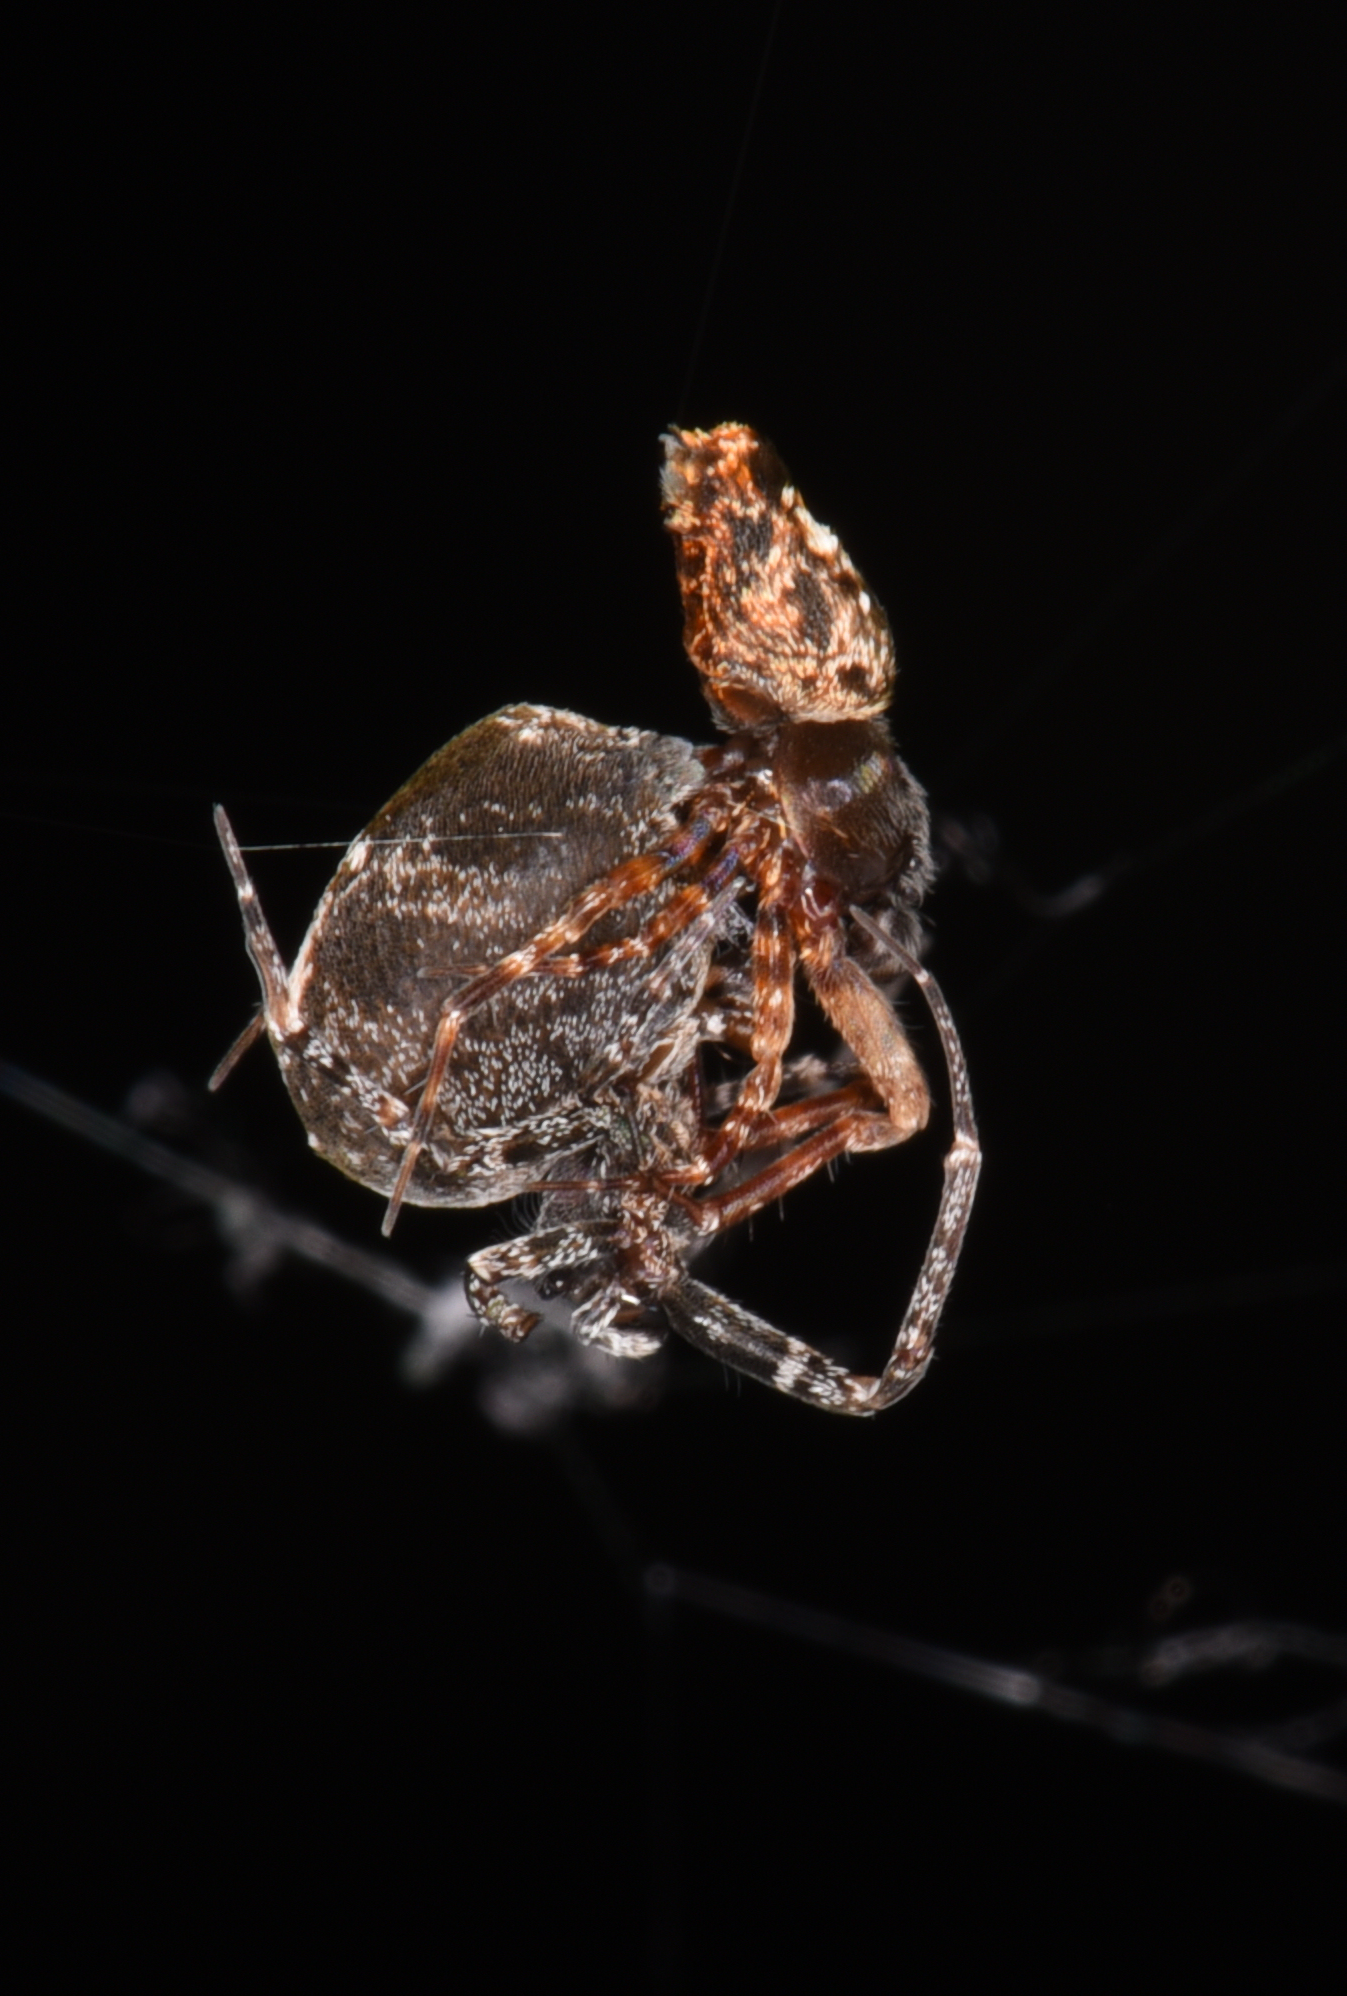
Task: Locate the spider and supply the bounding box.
[214,426,981,1412]
[368,425,955,1227]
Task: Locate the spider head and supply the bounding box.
[661,424,896,730]
[776,718,932,904]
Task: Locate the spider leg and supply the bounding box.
[511,844,746,983]
[798,916,931,1140]
[695,881,797,1177]
[666,939,980,1414]
[679,1098,902,1232]
[848,916,981,1407]
[536,1083,896,1214]
[659,846,804,1186]
[656,840,925,1188]
[209,1012,267,1092]
[466,1223,613,1342]
[210,807,298,1083]
[717,1079,896,1153]
[700,1047,847,1120]
[466,1220,664,1358]
[661,1276,877,1413]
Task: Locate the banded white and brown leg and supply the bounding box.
[465,1221,664,1358]
[209,807,298,1087]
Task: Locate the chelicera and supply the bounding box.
[214,425,980,1412]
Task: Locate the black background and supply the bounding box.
[10,11,1345,1983]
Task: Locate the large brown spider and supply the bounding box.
[214,425,980,1412]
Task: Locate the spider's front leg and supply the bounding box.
[661,1276,879,1413]
[794,892,932,1143]
[466,1218,668,1359]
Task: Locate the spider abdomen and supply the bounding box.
[251,706,714,1209]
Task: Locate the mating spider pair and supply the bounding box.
[214,425,980,1413]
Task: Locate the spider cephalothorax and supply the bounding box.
[214,426,980,1412]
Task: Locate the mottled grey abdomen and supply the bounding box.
[273,705,710,1206]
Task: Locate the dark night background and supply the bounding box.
[9,12,1345,1983]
